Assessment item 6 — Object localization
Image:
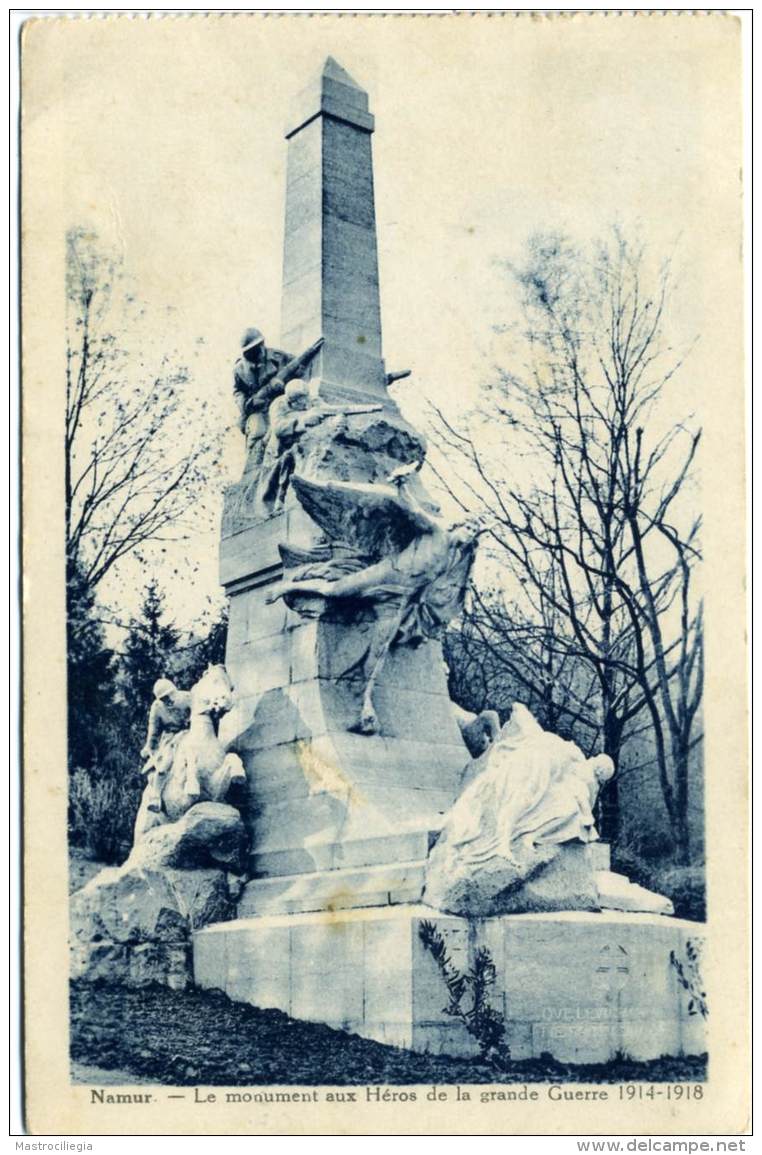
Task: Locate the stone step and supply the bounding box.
[246,839,610,904]
[238,859,426,917]
[250,827,435,878]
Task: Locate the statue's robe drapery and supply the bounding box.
[441,706,596,869]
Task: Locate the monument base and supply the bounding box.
[193,905,706,1064]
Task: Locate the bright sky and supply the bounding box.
[25,13,742,634]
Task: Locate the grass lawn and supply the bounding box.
[71,981,707,1087]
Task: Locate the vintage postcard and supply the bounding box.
[21,11,749,1137]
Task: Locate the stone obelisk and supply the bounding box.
[280,58,388,405]
[218,58,470,906]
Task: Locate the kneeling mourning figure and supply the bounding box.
[424,704,674,918]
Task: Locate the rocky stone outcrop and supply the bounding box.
[424,838,674,918]
[129,801,248,873]
[424,840,599,916]
[70,803,248,988]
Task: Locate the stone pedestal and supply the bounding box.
[219,495,470,883]
[193,905,706,1063]
[219,565,468,880]
[236,835,613,919]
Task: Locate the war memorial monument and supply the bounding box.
[71,59,705,1069]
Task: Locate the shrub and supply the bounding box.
[610,847,706,922]
[69,766,141,866]
[653,865,706,922]
[419,920,509,1066]
[619,824,677,864]
[670,938,708,1018]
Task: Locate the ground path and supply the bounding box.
[71,981,706,1087]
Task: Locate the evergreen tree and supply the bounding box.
[66,558,117,772]
[68,584,228,863]
[120,580,181,720]
[176,603,229,689]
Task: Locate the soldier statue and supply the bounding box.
[139,677,192,815]
[233,328,324,470]
[259,379,382,509]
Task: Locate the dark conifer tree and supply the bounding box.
[66,558,117,772]
[120,580,181,721]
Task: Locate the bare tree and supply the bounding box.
[65,227,218,596]
[446,574,601,749]
[426,231,703,858]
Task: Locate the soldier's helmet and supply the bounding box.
[153,678,176,701]
[241,327,265,354]
[284,379,311,404]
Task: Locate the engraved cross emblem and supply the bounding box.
[593,944,630,993]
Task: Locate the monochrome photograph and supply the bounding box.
[20,11,748,1136]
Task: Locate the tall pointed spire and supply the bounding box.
[285,56,374,139]
[321,55,362,89]
[280,58,387,403]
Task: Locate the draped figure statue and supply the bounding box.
[424,704,615,915]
